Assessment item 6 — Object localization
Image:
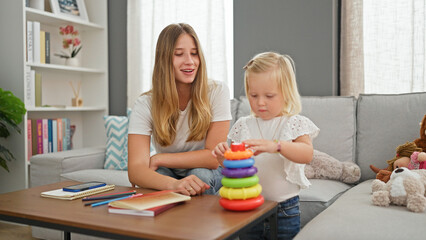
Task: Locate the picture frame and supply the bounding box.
[50,0,89,22]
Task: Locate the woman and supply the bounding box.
[128,23,231,196]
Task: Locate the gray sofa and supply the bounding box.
[30,92,426,240]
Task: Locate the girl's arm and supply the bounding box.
[150,120,230,170]
[127,134,208,195]
[244,134,313,164]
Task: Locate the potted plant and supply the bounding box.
[0,88,26,172]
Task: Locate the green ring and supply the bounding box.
[221,175,259,188]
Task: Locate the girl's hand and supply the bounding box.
[172,175,210,196]
[243,139,276,156]
[212,142,230,166]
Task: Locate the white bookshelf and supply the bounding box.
[0,0,108,193]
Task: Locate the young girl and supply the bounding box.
[128,23,232,196]
[212,52,319,239]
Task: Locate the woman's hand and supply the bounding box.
[171,175,210,196]
[149,154,159,171]
[212,142,229,166]
[243,139,276,156]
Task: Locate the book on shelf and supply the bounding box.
[36,119,43,154]
[24,67,35,108]
[31,119,38,156]
[27,119,32,161]
[45,31,50,63]
[108,202,181,217]
[52,119,58,152]
[109,190,191,211]
[33,21,40,64]
[41,184,115,200]
[48,119,53,153]
[35,72,42,107]
[57,118,63,151]
[42,118,48,154]
[40,30,45,64]
[26,21,33,63]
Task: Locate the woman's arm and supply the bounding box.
[150,120,230,170]
[128,134,209,195]
[244,134,313,164]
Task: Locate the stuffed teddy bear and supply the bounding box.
[414,114,426,152]
[370,142,423,183]
[304,150,361,184]
[371,167,426,212]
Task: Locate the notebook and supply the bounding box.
[109,190,190,211]
[108,202,180,217]
[41,184,115,200]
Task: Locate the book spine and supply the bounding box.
[40,30,45,64]
[62,118,66,151]
[25,67,35,108]
[26,21,33,63]
[57,118,63,151]
[45,32,50,64]
[42,119,48,154]
[35,72,42,107]
[65,118,71,150]
[52,119,57,152]
[48,119,53,153]
[36,119,43,154]
[31,119,38,155]
[33,21,40,64]
[27,119,32,161]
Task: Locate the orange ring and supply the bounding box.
[224,150,253,160]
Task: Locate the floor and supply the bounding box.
[0,221,38,240]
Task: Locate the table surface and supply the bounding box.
[0,181,278,240]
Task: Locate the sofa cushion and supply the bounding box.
[299,179,352,227]
[295,179,426,240]
[61,169,132,187]
[356,92,426,181]
[301,96,356,163]
[103,114,129,170]
[236,96,357,163]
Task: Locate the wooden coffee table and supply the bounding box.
[0,181,278,240]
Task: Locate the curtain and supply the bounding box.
[341,0,426,96]
[127,0,233,108]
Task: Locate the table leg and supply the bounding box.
[269,211,278,240]
[64,231,71,240]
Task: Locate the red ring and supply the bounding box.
[219,195,264,211]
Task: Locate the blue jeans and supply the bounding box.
[239,195,301,240]
[156,166,223,195]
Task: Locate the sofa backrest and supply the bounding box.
[356,92,426,181]
[232,96,357,164]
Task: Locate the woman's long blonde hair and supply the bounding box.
[147,23,211,147]
[243,52,301,116]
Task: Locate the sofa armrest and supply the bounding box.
[30,146,106,187]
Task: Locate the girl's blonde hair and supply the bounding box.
[243,52,301,116]
[147,23,211,146]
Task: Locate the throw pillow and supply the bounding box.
[103,114,129,170]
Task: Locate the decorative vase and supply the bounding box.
[65,58,80,67]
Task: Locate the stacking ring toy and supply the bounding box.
[221,166,258,178]
[222,175,259,188]
[224,149,253,160]
[219,184,262,200]
[223,158,255,169]
[220,195,265,211]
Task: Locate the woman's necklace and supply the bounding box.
[256,116,283,140]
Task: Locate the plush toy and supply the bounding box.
[304,150,361,184]
[370,142,423,182]
[371,167,426,212]
[414,114,426,152]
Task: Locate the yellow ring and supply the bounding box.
[224,150,253,160]
[219,184,262,200]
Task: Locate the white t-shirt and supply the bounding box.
[228,115,320,202]
[128,80,232,154]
